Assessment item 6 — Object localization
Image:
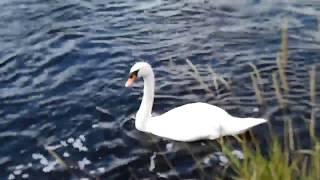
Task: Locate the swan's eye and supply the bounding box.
[129,70,139,78]
[125,70,139,87]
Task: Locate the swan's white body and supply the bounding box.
[126,62,267,142]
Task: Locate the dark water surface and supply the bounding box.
[1,0,320,179]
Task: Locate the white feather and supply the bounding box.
[127,62,267,142]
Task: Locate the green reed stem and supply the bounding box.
[281,19,289,67]
[45,146,100,180]
[251,73,264,105]
[208,66,231,90]
[287,116,295,151]
[272,72,285,109]
[248,63,263,90]
[309,66,317,140]
[277,53,289,95]
[45,146,68,169]
[185,59,214,94]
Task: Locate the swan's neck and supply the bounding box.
[136,72,154,131]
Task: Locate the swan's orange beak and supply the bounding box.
[125,74,137,87]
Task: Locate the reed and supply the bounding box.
[281,19,289,67]
[286,116,295,151]
[314,144,320,179]
[45,146,68,170]
[276,53,289,94]
[221,135,320,180]
[154,20,320,180]
[309,66,317,140]
[156,67,320,180]
[215,25,320,178]
[272,72,285,109]
[45,146,100,180]
[250,72,264,105]
[248,62,263,90]
[207,66,231,90]
[273,19,290,97]
[185,59,214,94]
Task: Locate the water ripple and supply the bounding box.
[0,0,320,179]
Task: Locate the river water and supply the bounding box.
[1,0,320,179]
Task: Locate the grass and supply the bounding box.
[249,62,264,105]
[225,21,318,179]
[219,21,320,180]
[309,65,317,140]
[185,58,214,95]
[221,138,320,180]
[163,20,320,180]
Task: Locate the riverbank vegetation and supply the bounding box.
[181,20,320,179]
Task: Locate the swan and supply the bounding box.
[125,62,267,142]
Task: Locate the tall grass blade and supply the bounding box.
[309,66,317,140]
[208,66,231,90]
[251,73,264,105]
[281,19,289,67]
[185,59,214,94]
[272,72,285,109]
[276,53,289,94]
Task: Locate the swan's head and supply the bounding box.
[125,62,152,87]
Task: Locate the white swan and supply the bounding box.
[125,62,267,142]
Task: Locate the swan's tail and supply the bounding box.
[243,117,267,127]
[226,117,268,135]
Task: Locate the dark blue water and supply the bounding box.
[1,0,320,179]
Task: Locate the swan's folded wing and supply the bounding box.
[146,102,230,141]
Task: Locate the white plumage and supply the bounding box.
[125,62,267,142]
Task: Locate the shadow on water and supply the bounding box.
[0,0,320,179]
